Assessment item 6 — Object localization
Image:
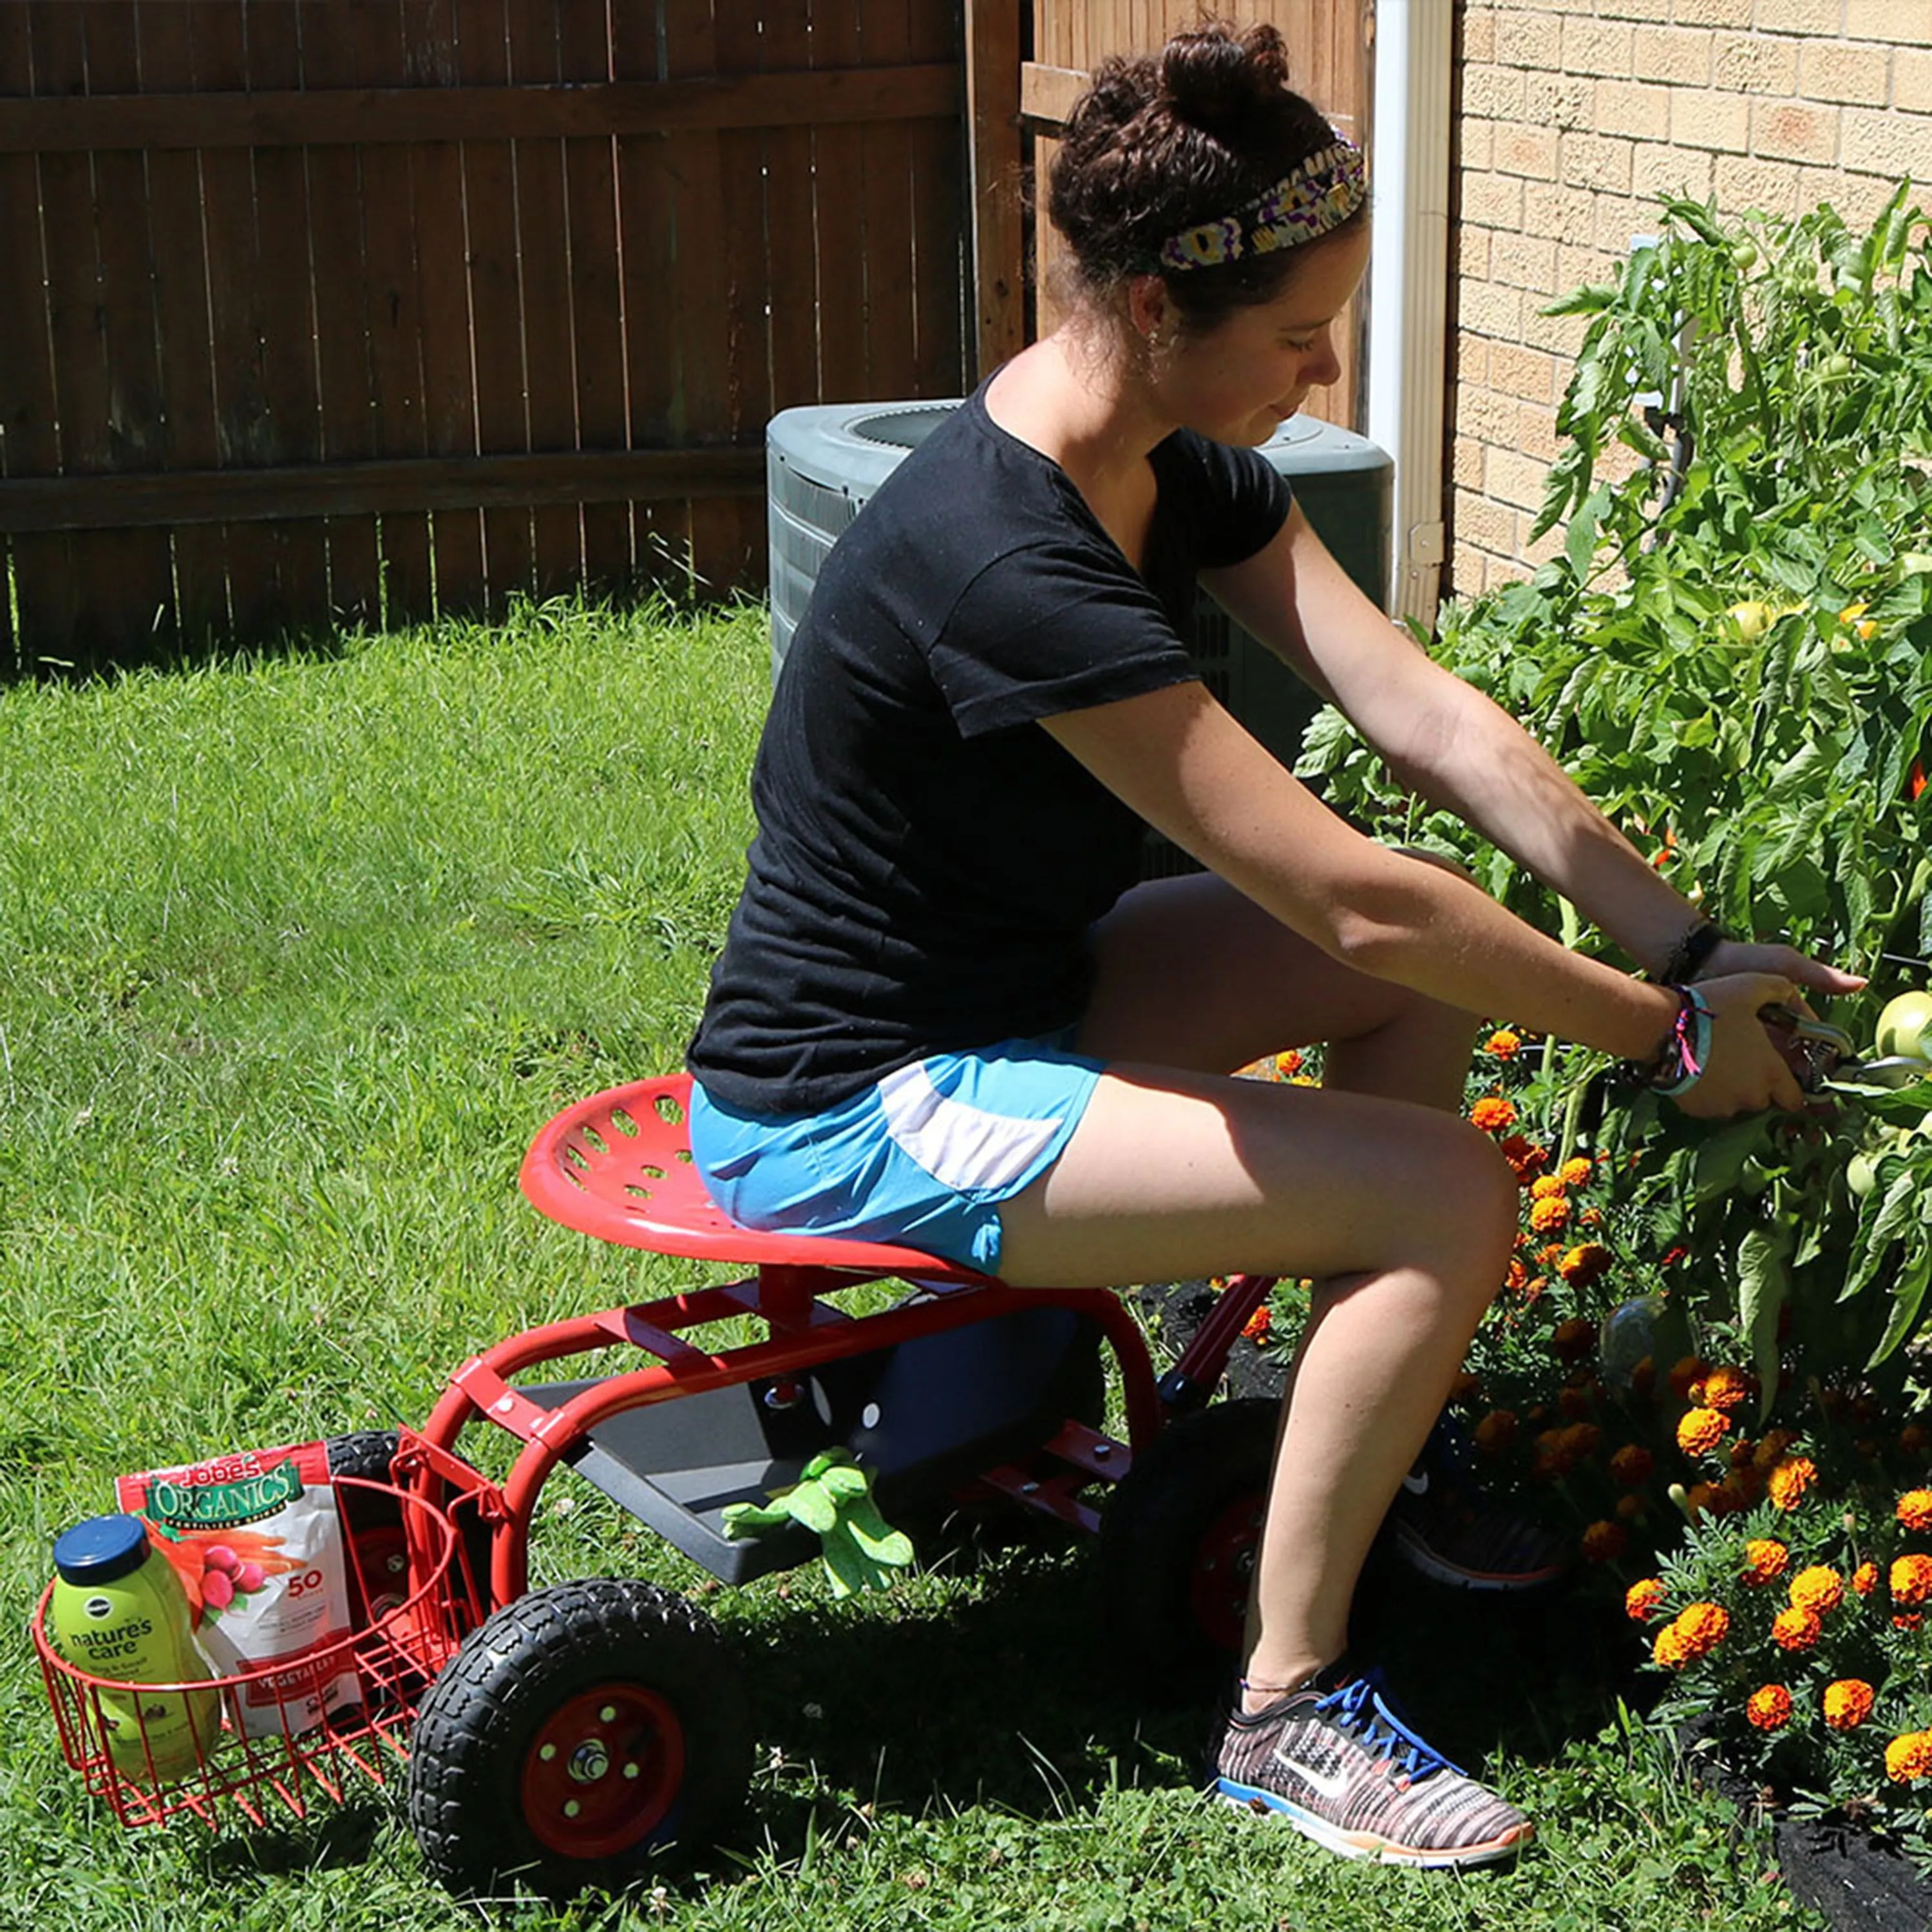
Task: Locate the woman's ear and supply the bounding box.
[1127,274,1170,341]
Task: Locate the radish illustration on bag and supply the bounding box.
[115,1441,356,1739]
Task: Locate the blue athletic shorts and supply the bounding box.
[687,1034,1105,1273]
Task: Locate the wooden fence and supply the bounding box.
[0,1,971,674]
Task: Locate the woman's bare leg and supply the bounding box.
[1000,871,1518,1709]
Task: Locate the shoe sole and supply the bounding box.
[1392,1521,1567,1592]
[1217,1776,1535,1869]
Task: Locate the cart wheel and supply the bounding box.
[1097,1398,1277,1700]
[408,1577,752,1902]
[326,1432,411,1624]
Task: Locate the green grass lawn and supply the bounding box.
[0,600,1826,1929]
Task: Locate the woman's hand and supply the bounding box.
[1698,936,1866,1007]
[1669,971,1810,1118]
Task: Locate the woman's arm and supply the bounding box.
[1202,506,1864,1007]
[1039,679,1804,1115]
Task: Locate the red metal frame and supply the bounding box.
[412,1074,1276,1608]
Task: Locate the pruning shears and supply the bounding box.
[1759,1006,1928,1094]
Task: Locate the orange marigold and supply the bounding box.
[1610,1444,1654,1489]
[1673,1602,1730,1659]
[1772,1606,1823,1653]
[1529,1174,1567,1200]
[1472,1408,1519,1455]
[1557,1242,1613,1287]
[1700,1366,1752,1412]
[1823,1680,1876,1731]
[1470,1095,1518,1133]
[1746,1685,1794,1732]
[1887,1731,1932,1784]
[1898,1490,1932,1532]
[1625,1578,1667,1623]
[1273,1049,1305,1079]
[1241,1304,1273,1343]
[1551,1316,1596,1363]
[1528,1195,1572,1235]
[1895,1613,1925,1632]
[1853,1562,1880,1597]
[1789,1565,1845,1616]
[1741,1539,1790,1587]
[1582,1520,1627,1564]
[1754,1430,1799,1472]
[1891,1553,1932,1607]
[1669,1356,1711,1401]
[1653,1623,1694,1669]
[1485,1028,1522,1059]
[1557,1157,1595,1189]
[1767,1456,1818,1511]
[1676,1406,1731,1457]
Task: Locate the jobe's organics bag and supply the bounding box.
[115,1441,357,1738]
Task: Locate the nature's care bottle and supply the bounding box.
[48,1513,220,1781]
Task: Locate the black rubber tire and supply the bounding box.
[326,1431,410,1627]
[1096,1398,1278,1701]
[407,1577,752,1902]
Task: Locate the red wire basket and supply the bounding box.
[31,1475,469,1832]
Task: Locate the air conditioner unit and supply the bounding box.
[766,399,1394,871]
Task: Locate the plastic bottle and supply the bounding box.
[47,1514,220,1781]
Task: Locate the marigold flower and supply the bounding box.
[1895,1613,1925,1632]
[1746,1685,1793,1732]
[1741,1539,1790,1586]
[1772,1606,1823,1652]
[1676,1406,1731,1457]
[1754,1428,1798,1471]
[1528,1195,1571,1235]
[1472,1408,1518,1455]
[1789,1565,1845,1616]
[1823,1680,1876,1730]
[1699,1366,1752,1412]
[1629,1356,1655,1401]
[1580,1206,1604,1227]
[1558,1157,1595,1189]
[1557,1242,1613,1287]
[1672,1602,1730,1659]
[1707,1477,1756,1517]
[1561,1421,1603,1462]
[1616,1492,1647,1522]
[1669,1356,1711,1401]
[1449,1371,1482,1404]
[1537,1242,1568,1269]
[1241,1304,1272,1343]
[1551,1316,1595,1363]
[1610,1444,1654,1489]
[1484,1028,1522,1059]
[1529,1173,1567,1200]
[1625,1577,1667,1623]
[1558,1381,1600,1421]
[1767,1456,1817,1511]
[1899,1422,1931,1458]
[1898,1490,1932,1532]
[1892,1553,1932,1606]
[1853,1562,1880,1597]
[1470,1095,1518,1133]
[1582,1520,1627,1563]
[1886,1731,1932,1783]
[1272,1049,1304,1079]
[1653,1623,1693,1669]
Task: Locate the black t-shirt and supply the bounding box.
[687,382,1293,1112]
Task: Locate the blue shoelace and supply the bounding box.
[1314,1672,1465,1783]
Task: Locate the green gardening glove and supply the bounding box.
[721,1448,914,1598]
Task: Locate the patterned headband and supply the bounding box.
[1155,139,1367,272]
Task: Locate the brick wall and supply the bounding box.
[1450,0,1932,597]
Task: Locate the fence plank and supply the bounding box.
[458,0,533,612]
[811,1,869,406]
[298,1,383,630]
[908,0,966,395]
[856,3,919,402]
[506,0,582,599]
[246,1,332,641]
[965,0,1025,379]
[761,3,819,416]
[557,1,631,591]
[0,6,61,671]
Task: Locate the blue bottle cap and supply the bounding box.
[53,1514,153,1587]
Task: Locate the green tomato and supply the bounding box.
[1819,352,1854,380]
[1730,240,1760,272]
[1848,1153,1879,1198]
[1875,990,1932,1061]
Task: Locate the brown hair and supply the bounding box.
[1046,22,1360,331]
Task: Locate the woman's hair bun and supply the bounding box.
[1159,24,1292,136]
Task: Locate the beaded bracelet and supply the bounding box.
[1630,983,1715,1097]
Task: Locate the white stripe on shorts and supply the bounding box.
[876,1059,1065,1194]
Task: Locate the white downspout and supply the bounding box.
[1366,0,1455,628]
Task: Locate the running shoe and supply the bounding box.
[1387,1415,1568,1591]
[1210,1668,1533,1869]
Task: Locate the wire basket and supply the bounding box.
[31,1476,470,1831]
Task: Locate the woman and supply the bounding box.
[687,23,1860,1869]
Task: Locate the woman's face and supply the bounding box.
[1151,222,1372,446]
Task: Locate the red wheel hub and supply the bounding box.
[1189,1493,1264,1656]
[520,1681,686,1859]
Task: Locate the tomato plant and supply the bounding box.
[1301,186,1932,1371]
